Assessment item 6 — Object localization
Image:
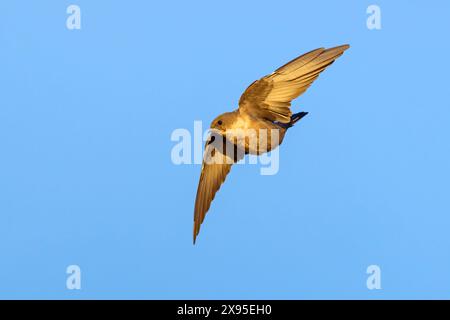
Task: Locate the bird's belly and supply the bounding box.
[227,127,284,155]
[225,115,286,155]
[247,129,283,155]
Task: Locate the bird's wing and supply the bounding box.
[193,135,244,243]
[238,45,349,123]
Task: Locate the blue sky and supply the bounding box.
[0,1,449,299]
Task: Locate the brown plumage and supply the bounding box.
[193,45,350,244]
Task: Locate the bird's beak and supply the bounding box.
[206,128,222,145]
[208,128,222,136]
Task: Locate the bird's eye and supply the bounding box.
[217,120,223,125]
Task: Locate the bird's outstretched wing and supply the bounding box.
[193,135,244,244]
[238,45,349,123]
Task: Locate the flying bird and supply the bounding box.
[193,45,350,243]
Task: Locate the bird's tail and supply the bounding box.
[289,111,308,126]
[275,111,308,129]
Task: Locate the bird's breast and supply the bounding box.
[225,115,284,155]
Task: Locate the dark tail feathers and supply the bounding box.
[289,111,308,127]
[275,112,308,128]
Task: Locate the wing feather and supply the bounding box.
[193,135,244,243]
[239,45,349,123]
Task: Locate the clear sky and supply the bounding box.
[1,0,449,299]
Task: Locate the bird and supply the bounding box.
[193,44,350,244]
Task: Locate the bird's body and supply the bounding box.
[193,45,350,243]
[210,110,290,155]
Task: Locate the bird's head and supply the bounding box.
[210,112,236,135]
